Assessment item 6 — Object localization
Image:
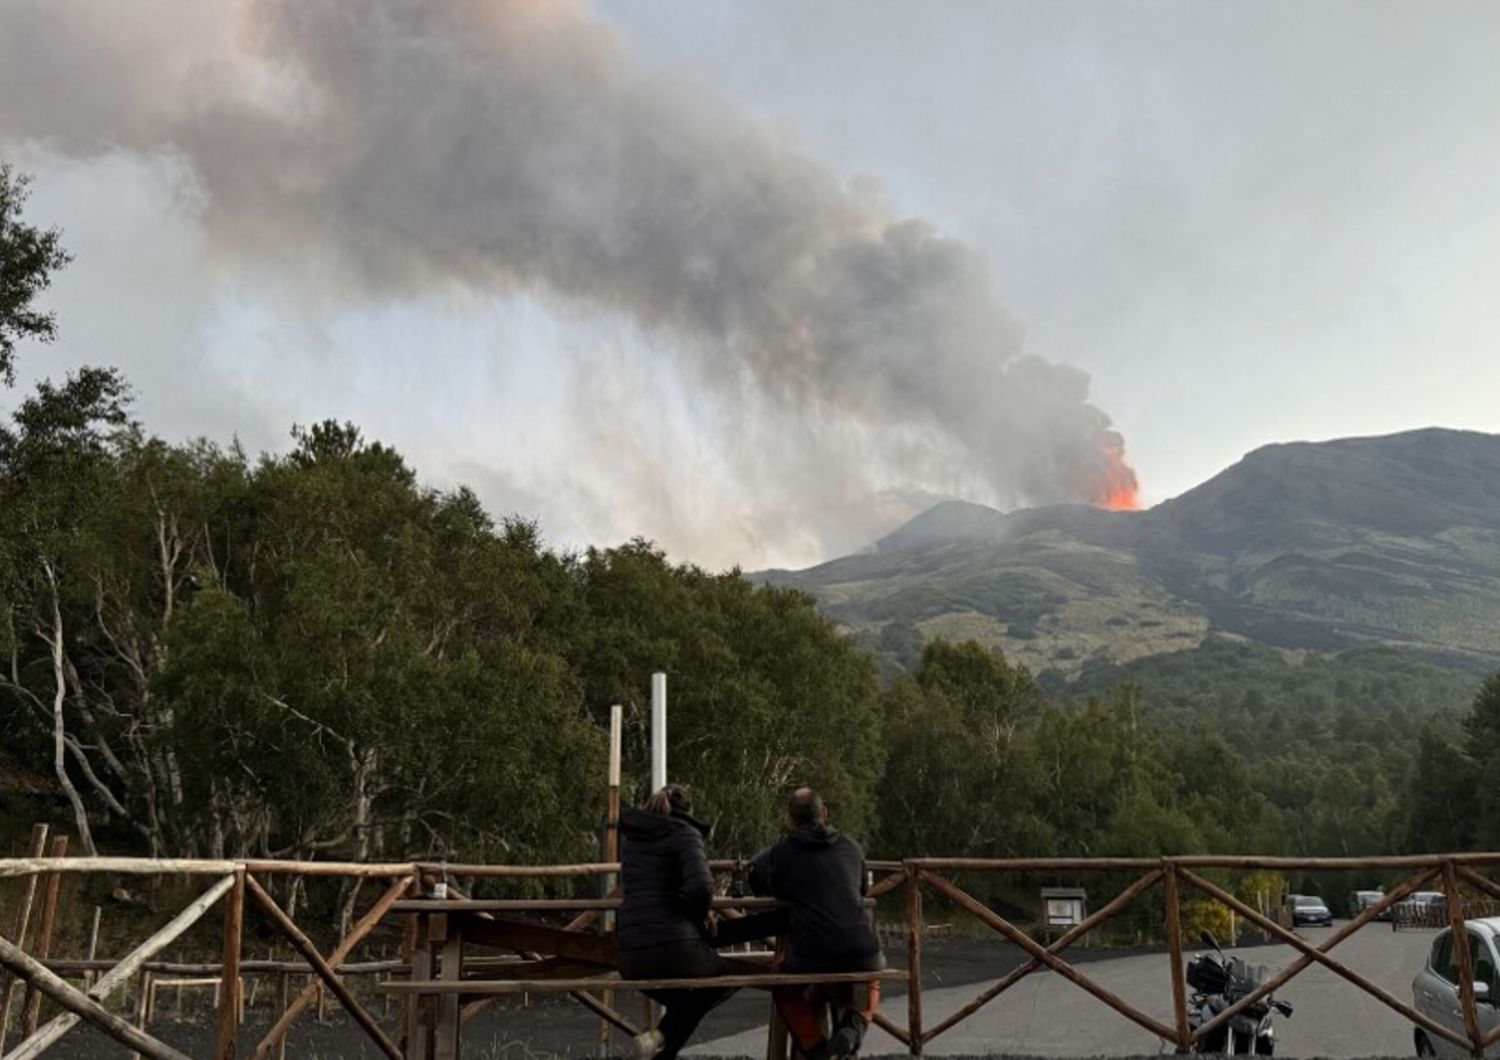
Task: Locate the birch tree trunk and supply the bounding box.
[44,559,96,855]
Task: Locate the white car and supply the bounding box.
[1411,917,1500,1056]
[1400,892,1452,927]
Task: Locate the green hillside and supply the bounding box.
[762,428,1500,680]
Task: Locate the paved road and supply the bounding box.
[689,923,1439,1057]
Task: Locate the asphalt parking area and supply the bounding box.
[689,922,1439,1057]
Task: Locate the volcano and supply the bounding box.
[756,428,1500,676]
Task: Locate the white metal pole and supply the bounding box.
[650,672,667,793]
[608,705,623,790]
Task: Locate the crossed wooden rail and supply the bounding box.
[0,850,417,1060]
[899,854,1500,1057]
[5,842,1500,1058]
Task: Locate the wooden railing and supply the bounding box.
[5,837,1500,1058]
[899,854,1500,1058]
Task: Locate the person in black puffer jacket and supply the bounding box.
[618,784,731,1060]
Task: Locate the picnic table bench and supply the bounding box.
[384,897,905,1060]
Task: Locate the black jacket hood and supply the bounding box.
[620,806,711,842]
[787,822,839,847]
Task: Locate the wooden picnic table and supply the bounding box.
[387,897,901,1060]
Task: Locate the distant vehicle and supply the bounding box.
[1407,892,1449,909]
[1289,894,1333,927]
[1351,889,1391,920]
[1411,917,1500,1056]
[1397,892,1451,927]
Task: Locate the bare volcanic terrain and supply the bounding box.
[759,429,1500,677]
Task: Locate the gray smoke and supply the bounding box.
[0,0,1136,564]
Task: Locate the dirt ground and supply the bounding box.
[32,936,1092,1059]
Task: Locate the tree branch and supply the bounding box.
[63,734,129,817]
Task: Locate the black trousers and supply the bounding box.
[618,938,732,1060]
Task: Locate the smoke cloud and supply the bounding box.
[0,0,1136,566]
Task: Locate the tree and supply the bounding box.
[1462,672,1500,846]
[0,368,133,853]
[0,164,71,384]
[564,541,884,853]
[1402,728,1477,853]
[876,641,1051,858]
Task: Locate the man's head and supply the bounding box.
[788,787,828,828]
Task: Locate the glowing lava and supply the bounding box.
[1095,437,1141,511]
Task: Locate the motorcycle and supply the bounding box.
[1185,930,1294,1055]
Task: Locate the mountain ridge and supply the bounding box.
[759,427,1500,677]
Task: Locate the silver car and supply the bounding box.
[1411,917,1500,1056]
[1290,894,1333,927]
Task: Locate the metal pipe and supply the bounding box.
[650,673,667,792]
[609,704,623,791]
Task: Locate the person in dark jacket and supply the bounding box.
[618,784,731,1059]
[749,788,883,1060]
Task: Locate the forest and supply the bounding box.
[3,364,1497,875]
[3,162,1498,882]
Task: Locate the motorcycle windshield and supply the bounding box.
[1226,958,1272,998]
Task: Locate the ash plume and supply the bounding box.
[0,0,1137,565]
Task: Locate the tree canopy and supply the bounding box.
[1,372,1489,878]
[0,164,71,384]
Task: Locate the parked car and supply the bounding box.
[1411,917,1500,1056]
[1351,889,1391,921]
[1289,894,1333,927]
[1404,892,1449,909]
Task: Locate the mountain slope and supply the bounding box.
[760,428,1500,677]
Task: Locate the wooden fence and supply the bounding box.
[899,854,1500,1058]
[6,837,1500,1058]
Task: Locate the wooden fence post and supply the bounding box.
[433,915,463,1060]
[399,866,422,1055]
[215,868,246,1060]
[1443,860,1483,1056]
[0,823,49,1050]
[407,913,433,1060]
[129,970,152,1060]
[275,972,290,1060]
[905,863,923,1056]
[84,905,102,990]
[765,1001,790,1060]
[1163,862,1191,1053]
[20,834,69,1039]
[600,703,622,1058]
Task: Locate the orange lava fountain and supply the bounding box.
[1095,437,1142,511]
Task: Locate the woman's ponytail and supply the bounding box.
[644,783,693,816]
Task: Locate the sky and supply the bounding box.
[3,0,1499,570]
